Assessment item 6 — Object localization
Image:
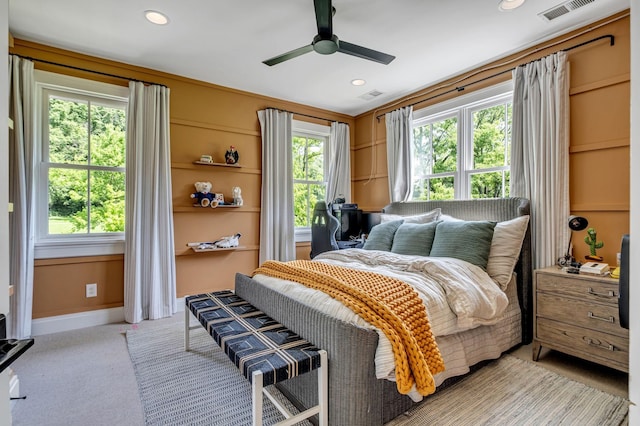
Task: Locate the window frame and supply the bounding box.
[34,70,129,259]
[412,81,513,200]
[292,120,330,243]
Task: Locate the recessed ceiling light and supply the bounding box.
[498,0,525,11]
[145,10,169,25]
[351,79,366,86]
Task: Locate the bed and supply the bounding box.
[235,197,532,425]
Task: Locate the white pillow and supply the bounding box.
[380,208,441,224]
[439,213,463,222]
[486,215,530,290]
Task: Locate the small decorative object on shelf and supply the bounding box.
[584,227,604,261]
[225,145,239,165]
[187,233,242,252]
[232,186,243,206]
[214,193,225,205]
[213,233,242,248]
[199,154,213,164]
[191,181,218,208]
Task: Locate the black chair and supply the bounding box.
[310,201,340,259]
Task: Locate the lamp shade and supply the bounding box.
[568,215,588,231]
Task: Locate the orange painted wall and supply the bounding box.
[10,39,353,318]
[352,12,630,266]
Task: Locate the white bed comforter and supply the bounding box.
[252,248,508,398]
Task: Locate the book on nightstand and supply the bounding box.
[579,261,610,276]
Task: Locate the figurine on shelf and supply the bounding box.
[213,233,242,248]
[199,154,213,164]
[190,181,217,208]
[232,186,243,206]
[225,145,239,164]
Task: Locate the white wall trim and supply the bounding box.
[31,297,186,335]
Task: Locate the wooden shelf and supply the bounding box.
[174,205,242,213]
[171,161,241,170]
[176,245,258,257]
[191,245,246,253]
[193,161,241,168]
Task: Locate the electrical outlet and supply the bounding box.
[86,283,98,298]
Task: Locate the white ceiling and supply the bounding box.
[8,0,629,116]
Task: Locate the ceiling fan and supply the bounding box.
[263,0,396,66]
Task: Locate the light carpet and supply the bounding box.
[126,320,311,426]
[127,320,628,426]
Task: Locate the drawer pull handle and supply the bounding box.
[587,339,615,352]
[588,312,614,323]
[587,287,616,298]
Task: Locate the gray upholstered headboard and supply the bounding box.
[381,197,533,343]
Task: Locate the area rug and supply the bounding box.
[127,318,628,426]
[387,355,628,426]
[126,319,311,426]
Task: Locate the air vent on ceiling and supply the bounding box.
[538,0,595,21]
[359,90,383,101]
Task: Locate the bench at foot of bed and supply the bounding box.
[185,290,328,426]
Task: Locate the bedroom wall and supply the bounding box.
[9,40,352,319]
[353,11,631,266]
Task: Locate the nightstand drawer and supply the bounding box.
[536,292,627,337]
[536,272,618,303]
[537,317,629,369]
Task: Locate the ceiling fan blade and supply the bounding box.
[337,40,396,65]
[314,0,332,36]
[263,45,314,66]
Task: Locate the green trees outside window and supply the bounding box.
[293,133,325,228]
[411,95,511,200]
[46,95,126,235]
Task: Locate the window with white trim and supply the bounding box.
[411,82,513,200]
[292,121,329,242]
[35,71,129,258]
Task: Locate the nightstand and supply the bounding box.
[533,266,629,372]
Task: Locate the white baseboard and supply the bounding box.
[31,297,186,336]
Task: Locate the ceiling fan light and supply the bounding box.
[145,10,169,25]
[498,0,525,11]
[351,79,366,86]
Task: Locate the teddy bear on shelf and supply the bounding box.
[190,181,217,208]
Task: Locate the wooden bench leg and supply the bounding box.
[184,307,190,351]
[252,371,263,426]
[318,350,328,426]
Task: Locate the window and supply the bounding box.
[411,82,512,200]
[35,71,129,258]
[292,121,329,242]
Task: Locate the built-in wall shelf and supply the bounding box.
[171,162,240,170]
[173,205,243,213]
[175,245,258,257]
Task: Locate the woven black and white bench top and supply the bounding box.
[186,290,322,386]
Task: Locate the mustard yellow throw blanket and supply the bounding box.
[252,260,445,396]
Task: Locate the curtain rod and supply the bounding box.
[266,107,349,126]
[11,54,166,87]
[375,34,614,121]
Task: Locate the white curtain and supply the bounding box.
[511,51,569,269]
[124,81,176,323]
[326,122,351,204]
[257,108,295,263]
[385,106,413,202]
[8,55,35,339]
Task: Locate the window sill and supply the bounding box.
[35,238,125,259]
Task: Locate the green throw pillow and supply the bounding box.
[363,220,403,251]
[430,220,497,270]
[391,221,440,256]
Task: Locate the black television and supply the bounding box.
[619,234,630,329]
